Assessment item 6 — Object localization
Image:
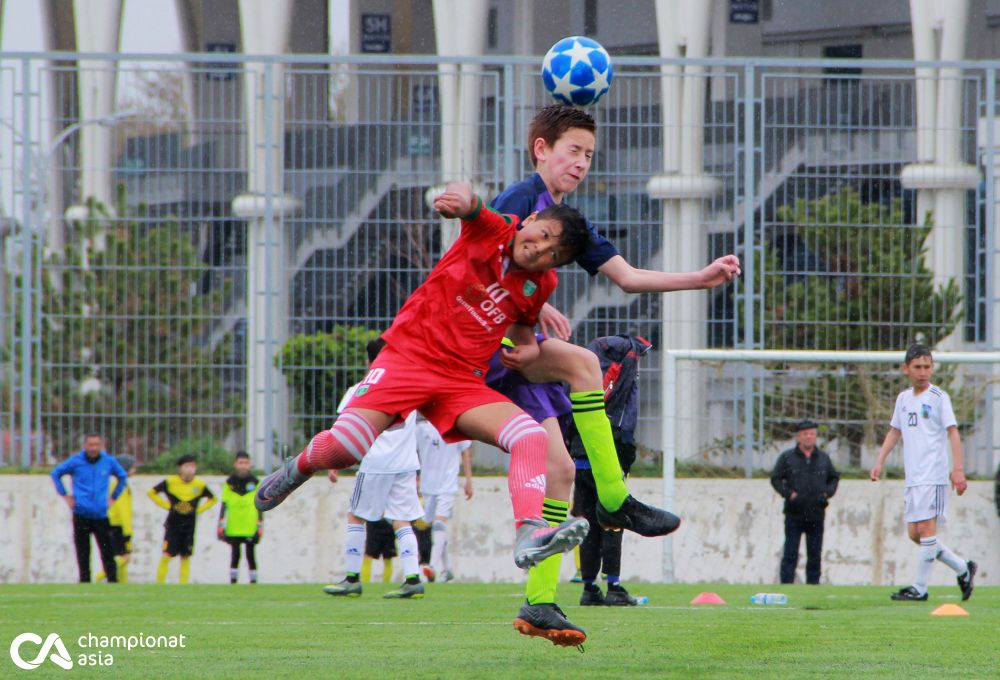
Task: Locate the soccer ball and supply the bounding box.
[541,36,613,107]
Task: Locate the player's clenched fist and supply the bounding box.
[433,181,476,219]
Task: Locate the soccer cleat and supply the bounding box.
[570,570,583,584]
[383,581,425,599]
[579,585,605,606]
[254,456,310,512]
[957,561,977,601]
[513,518,590,570]
[421,564,437,582]
[596,495,681,538]
[513,601,587,648]
[439,570,454,583]
[604,584,638,607]
[890,586,928,601]
[323,579,362,597]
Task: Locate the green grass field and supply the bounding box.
[1,583,996,679]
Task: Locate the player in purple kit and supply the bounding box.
[492,105,739,644]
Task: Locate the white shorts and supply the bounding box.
[423,493,456,522]
[904,484,949,524]
[349,471,424,522]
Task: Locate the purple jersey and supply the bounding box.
[485,333,572,423]
[490,173,618,276]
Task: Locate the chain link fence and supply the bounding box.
[1,53,997,474]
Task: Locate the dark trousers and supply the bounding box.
[572,468,623,580]
[226,539,258,570]
[780,513,824,585]
[73,515,117,583]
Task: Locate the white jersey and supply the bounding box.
[416,419,471,496]
[338,384,419,474]
[889,384,957,487]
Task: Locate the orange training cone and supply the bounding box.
[691,592,726,605]
[931,604,969,616]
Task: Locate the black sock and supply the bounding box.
[345,573,360,583]
[405,576,420,585]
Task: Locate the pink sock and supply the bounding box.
[497,413,548,526]
[296,411,378,475]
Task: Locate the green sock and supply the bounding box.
[525,498,569,605]
[570,391,628,511]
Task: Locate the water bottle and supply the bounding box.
[750,593,787,605]
[634,596,649,606]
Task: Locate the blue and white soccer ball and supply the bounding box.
[541,36,613,107]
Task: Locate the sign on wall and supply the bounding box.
[361,14,391,53]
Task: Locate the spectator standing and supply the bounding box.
[51,434,128,583]
[770,420,840,584]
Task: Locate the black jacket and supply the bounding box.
[770,446,840,519]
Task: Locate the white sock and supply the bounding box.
[431,520,448,572]
[935,540,967,575]
[229,568,239,582]
[395,526,420,579]
[249,569,258,583]
[914,537,937,594]
[345,523,366,575]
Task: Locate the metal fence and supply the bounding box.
[1,53,998,475]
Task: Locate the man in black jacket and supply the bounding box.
[770,420,840,584]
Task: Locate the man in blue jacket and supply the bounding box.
[51,433,129,583]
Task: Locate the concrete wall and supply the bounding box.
[1,476,996,586]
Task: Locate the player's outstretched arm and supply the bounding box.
[870,428,901,481]
[433,181,476,219]
[597,254,742,294]
[947,426,968,495]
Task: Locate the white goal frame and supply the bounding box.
[658,349,1000,583]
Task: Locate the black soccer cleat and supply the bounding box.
[596,495,681,537]
[603,584,638,607]
[957,560,977,601]
[890,586,928,601]
[579,585,605,606]
[513,601,586,648]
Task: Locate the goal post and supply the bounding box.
[657,349,1000,583]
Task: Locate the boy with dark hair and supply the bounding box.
[218,451,262,584]
[870,344,976,601]
[149,454,216,584]
[258,182,592,643]
[489,104,734,643]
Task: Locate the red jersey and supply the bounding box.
[382,198,557,376]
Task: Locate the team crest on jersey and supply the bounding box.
[522,281,538,296]
[921,404,931,419]
[355,386,369,397]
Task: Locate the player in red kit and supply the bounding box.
[256,182,593,641]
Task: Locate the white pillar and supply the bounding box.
[430,0,488,250]
[236,0,296,469]
[73,0,123,217]
[903,0,975,349]
[649,0,720,583]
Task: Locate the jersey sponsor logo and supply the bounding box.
[10,633,73,670]
[456,281,512,329]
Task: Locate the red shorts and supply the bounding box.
[345,345,511,442]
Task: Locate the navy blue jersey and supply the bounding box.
[489,173,618,276]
